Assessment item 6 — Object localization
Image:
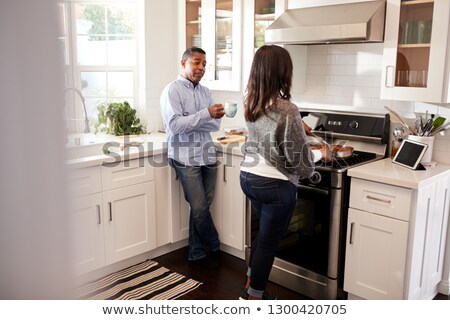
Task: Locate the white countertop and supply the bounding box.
[348,158,450,189]
[65,131,245,169]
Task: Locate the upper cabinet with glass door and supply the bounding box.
[254,1,275,51]
[381,0,450,103]
[182,0,242,91]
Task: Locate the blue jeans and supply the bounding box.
[240,171,297,298]
[169,158,220,261]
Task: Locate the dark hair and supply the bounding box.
[182,47,206,60]
[244,45,293,122]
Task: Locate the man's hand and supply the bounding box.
[208,104,225,119]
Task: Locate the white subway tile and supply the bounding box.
[335,55,357,65]
[327,65,346,75]
[326,86,343,96]
[335,75,354,86]
[308,45,328,55]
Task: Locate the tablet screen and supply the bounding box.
[392,139,428,170]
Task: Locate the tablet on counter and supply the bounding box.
[392,139,428,170]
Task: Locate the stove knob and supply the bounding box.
[349,120,359,129]
[309,171,322,184]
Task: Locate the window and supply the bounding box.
[62,1,140,134]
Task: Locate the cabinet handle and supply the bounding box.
[108,202,112,221]
[366,195,391,204]
[385,65,395,88]
[223,165,227,183]
[96,204,101,225]
[349,222,354,245]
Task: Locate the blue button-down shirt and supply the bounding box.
[160,76,221,166]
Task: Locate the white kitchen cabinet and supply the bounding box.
[345,175,450,299]
[380,0,450,103]
[169,167,190,242]
[409,176,450,299]
[101,158,157,264]
[69,193,105,275]
[103,182,156,264]
[241,1,276,90]
[345,208,409,299]
[154,155,171,247]
[213,152,246,257]
[181,0,243,91]
[69,157,159,274]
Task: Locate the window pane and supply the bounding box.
[81,72,107,97]
[77,35,107,65]
[107,3,136,34]
[85,98,107,123]
[108,72,134,97]
[76,4,106,35]
[108,36,135,65]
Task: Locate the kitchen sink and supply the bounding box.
[65,142,106,160]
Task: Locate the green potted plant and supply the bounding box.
[95,101,146,136]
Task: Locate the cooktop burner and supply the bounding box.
[317,150,378,169]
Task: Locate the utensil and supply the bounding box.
[393,126,406,140]
[310,133,333,150]
[432,116,446,129]
[384,106,416,135]
[430,122,450,136]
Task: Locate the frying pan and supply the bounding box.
[310,135,354,159]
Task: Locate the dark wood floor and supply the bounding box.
[154,246,450,300]
[154,246,310,300]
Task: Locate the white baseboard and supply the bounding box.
[438,280,450,295]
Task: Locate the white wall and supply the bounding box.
[144,0,179,133]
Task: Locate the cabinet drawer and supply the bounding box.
[350,178,412,221]
[68,166,102,197]
[102,158,154,191]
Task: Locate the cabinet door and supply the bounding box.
[344,208,409,299]
[409,177,450,299]
[381,0,450,103]
[154,157,171,247]
[103,182,156,264]
[200,0,243,91]
[69,193,105,274]
[221,154,245,250]
[212,153,245,251]
[242,1,276,92]
[428,177,450,291]
[169,167,191,242]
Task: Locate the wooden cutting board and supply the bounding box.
[217,135,246,144]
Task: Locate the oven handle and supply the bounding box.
[297,184,330,196]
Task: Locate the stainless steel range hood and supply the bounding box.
[265,0,386,45]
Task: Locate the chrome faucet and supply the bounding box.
[64,87,90,133]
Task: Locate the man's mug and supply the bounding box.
[224,101,237,117]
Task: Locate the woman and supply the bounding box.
[239,45,331,300]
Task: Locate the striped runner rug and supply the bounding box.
[76,260,202,300]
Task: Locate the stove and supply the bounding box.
[245,109,390,300]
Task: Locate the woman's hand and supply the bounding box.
[303,121,314,136]
[320,145,333,162]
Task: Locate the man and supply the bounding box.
[160,47,225,268]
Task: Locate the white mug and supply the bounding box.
[224,101,237,118]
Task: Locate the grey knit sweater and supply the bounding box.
[242,99,315,185]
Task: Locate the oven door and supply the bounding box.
[276,184,332,277]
